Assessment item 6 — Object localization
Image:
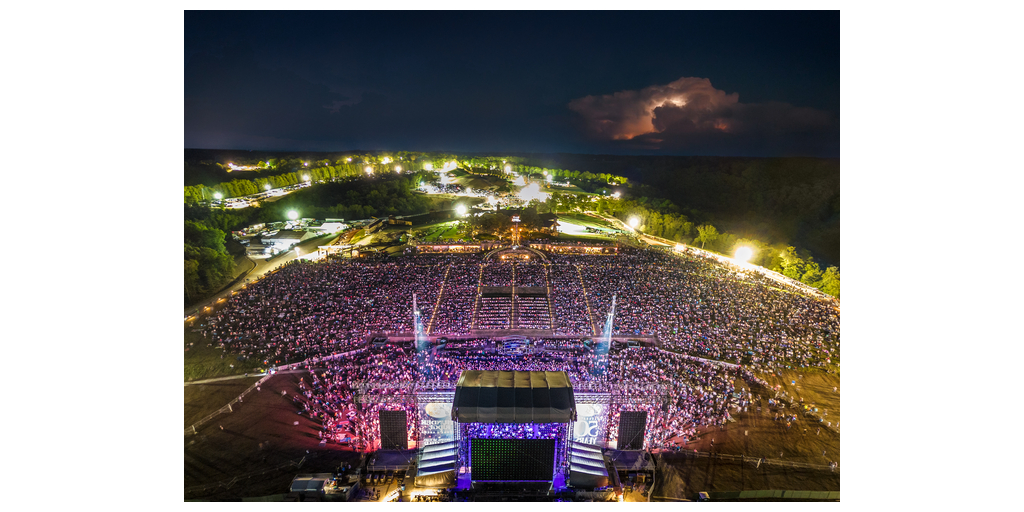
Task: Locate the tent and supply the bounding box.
[289,473,334,493]
[452,370,576,423]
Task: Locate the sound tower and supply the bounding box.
[378,410,408,450]
[617,411,647,450]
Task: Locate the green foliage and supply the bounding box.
[696,224,720,249]
[266,173,432,221]
[819,266,841,298]
[470,212,513,233]
[183,220,236,305]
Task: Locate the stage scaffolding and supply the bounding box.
[351,380,678,450]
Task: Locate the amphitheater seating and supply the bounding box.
[476,296,512,329]
[514,295,551,329]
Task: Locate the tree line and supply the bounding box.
[595,197,839,298]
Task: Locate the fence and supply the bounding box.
[699,489,839,501]
[184,372,274,436]
[660,450,838,474]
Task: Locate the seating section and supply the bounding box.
[549,264,594,336]
[514,295,551,329]
[481,262,513,286]
[430,264,481,335]
[476,296,512,329]
[515,263,547,287]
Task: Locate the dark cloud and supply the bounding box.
[568,77,837,156]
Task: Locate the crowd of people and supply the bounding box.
[476,296,512,329]
[548,263,595,336]
[428,263,479,335]
[544,248,840,373]
[196,245,838,451]
[515,296,551,329]
[515,262,547,288]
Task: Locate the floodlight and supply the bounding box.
[735,246,754,263]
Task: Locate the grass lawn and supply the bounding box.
[559,212,621,231]
[547,184,591,194]
[554,232,618,242]
[419,221,475,241]
[184,325,260,382]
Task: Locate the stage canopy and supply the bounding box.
[452,370,576,423]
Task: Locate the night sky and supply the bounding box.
[185,11,839,157]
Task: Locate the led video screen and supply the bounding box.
[471,438,555,481]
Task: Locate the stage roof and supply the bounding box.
[452,370,576,423]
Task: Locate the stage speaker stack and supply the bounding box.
[617,411,648,450]
[379,410,408,450]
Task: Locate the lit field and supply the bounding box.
[454,173,509,191]
[558,213,622,231]
[419,222,463,242]
[554,232,617,242]
[545,183,590,194]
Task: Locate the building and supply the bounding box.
[261,229,313,252]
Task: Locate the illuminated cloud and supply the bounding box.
[568,77,738,140]
[567,77,835,154]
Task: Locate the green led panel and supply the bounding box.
[470,438,555,481]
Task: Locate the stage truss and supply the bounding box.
[350,379,680,451]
